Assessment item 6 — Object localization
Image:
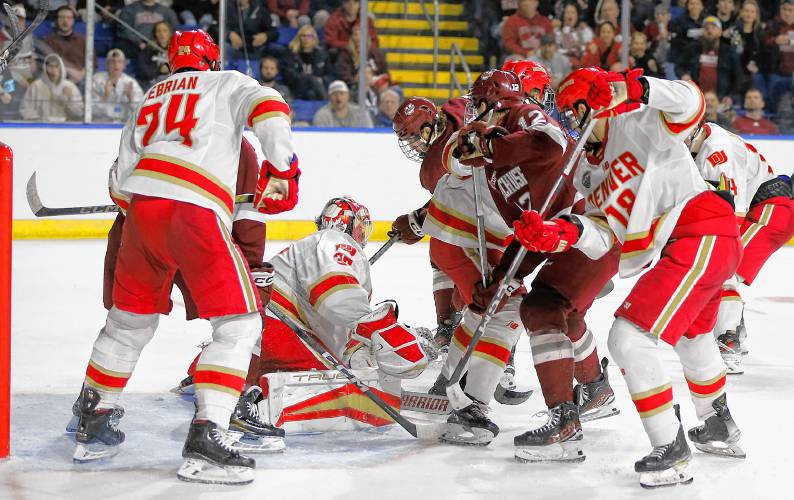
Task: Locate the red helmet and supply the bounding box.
[315,196,373,247]
[393,96,439,162]
[168,29,220,73]
[556,67,607,113]
[467,69,523,122]
[501,59,554,111]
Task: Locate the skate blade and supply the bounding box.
[439,423,496,446]
[73,442,121,463]
[493,386,533,406]
[227,430,286,454]
[693,440,746,459]
[722,354,744,375]
[514,441,585,463]
[639,461,693,489]
[177,458,254,485]
[580,405,620,423]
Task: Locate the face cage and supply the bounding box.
[397,134,430,162]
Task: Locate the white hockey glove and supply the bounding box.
[353,303,428,379]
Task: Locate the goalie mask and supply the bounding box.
[315,196,373,247]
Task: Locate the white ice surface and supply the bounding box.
[2,240,793,500]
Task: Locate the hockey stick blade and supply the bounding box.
[27,172,119,216]
[401,391,451,415]
[493,386,533,405]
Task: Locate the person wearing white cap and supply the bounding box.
[91,48,144,122]
[312,79,373,128]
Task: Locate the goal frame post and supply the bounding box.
[0,142,11,458]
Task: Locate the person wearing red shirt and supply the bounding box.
[324,0,379,51]
[732,88,781,135]
[502,0,553,59]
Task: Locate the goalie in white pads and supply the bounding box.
[689,122,794,374]
[515,68,746,488]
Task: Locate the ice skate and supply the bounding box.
[514,402,585,463]
[574,358,620,422]
[635,405,693,489]
[73,387,125,463]
[229,386,286,454]
[428,372,450,396]
[687,394,745,458]
[493,364,533,405]
[66,389,125,434]
[718,331,744,375]
[737,315,749,355]
[440,399,499,446]
[170,375,195,396]
[433,314,459,353]
[177,420,256,485]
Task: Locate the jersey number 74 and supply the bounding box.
[137,93,200,147]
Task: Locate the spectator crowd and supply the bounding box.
[3,0,794,134]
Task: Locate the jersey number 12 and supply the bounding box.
[137,93,200,147]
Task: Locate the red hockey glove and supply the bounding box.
[391,208,426,244]
[513,210,580,253]
[593,68,645,119]
[250,262,275,308]
[469,269,522,315]
[254,154,300,214]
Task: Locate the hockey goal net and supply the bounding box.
[0,143,11,458]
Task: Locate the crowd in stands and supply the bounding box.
[3,0,794,134]
[0,0,399,127]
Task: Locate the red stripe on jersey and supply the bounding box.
[622,217,662,255]
[248,99,291,127]
[308,274,359,306]
[632,386,673,414]
[686,374,726,396]
[428,200,509,247]
[193,369,246,392]
[720,289,741,300]
[271,290,301,319]
[85,363,129,389]
[135,157,234,214]
[474,339,511,364]
[109,191,130,212]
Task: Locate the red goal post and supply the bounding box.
[0,143,11,458]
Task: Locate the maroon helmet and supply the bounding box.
[466,69,523,122]
[393,96,439,162]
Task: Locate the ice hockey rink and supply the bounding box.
[0,238,791,500]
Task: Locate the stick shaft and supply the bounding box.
[471,167,489,287]
[368,233,399,265]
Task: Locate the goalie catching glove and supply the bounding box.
[254,154,300,214]
[353,303,428,379]
[513,210,581,253]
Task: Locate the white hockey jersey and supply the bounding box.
[109,70,294,228]
[423,173,513,252]
[573,77,709,277]
[693,123,777,214]
[268,230,373,359]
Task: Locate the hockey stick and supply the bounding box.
[0,0,49,73]
[27,172,254,216]
[368,233,399,265]
[446,119,597,392]
[266,303,444,439]
[471,166,489,287]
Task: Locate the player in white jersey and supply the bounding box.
[690,123,794,373]
[72,30,298,485]
[512,67,745,488]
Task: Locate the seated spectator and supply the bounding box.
[581,21,621,70]
[19,53,83,122]
[226,0,283,60]
[283,24,331,100]
[732,88,779,134]
[335,26,388,88]
[677,16,742,101]
[259,55,292,101]
[42,6,91,84]
[268,0,311,28]
[172,0,217,27]
[671,0,705,57]
[703,90,736,130]
[0,72,22,120]
[91,49,143,122]
[310,0,339,30]
[734,0,766,94]
[325,0,379,52]
[373,87,399,127]
[555,2,593,68]
[715,0,739,33]
[762,0,794,112]
[529,34,570,87]
[136,21,172,90]
[502,0,553,59]
[628,31,660,77]
[644,4,672,68]
[594,0,620,28]
[117,0,179,59]
[312,80,373,128]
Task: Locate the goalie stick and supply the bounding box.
[0,0,48,73]
[368,232,399,265]
[266,303,445,440]
[446,119,598,396]
[26,172,253,216]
